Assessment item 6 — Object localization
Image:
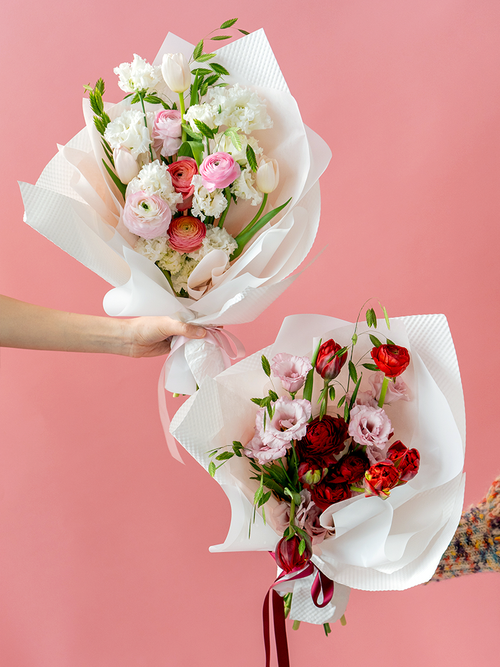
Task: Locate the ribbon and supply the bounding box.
[263,560,334,666]
[158,326,245,463]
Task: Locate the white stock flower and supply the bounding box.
[190,174,228,220]
[208,84,273,133]
[184,102,217,132]
[157,246,184,275]
[187,225,237,261]
[230,167,263,206]
[212,131,263,165]
[114,54,162,93]
[127,161,183,213]
[170,257,197,294]
[134,236,169,263]
[104,109,153,159]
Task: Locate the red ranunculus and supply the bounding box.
[387,441,421,482]
[315,339,348,380]
[364,461,400,499]
[331,451,370,484]
[167,157,198,210]
[311,480,352,511]
[167,216,206,253]
[297,415,349,466]
[274,535,312,573]
[370,344,410,378]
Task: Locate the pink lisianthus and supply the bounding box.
[199,152,241,192]
[271,490,330,545]
[369,371,410,404]
[167,157,198,211]
[348,404,393,464]
[259,396,311,448]
[271,353,312,394]
[243,428,287,464]
[122,191,171,239]
[167,216,206,253]
[152,109,182,157]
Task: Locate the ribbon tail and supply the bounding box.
[263,590,272,667]
[311,569,335,608]
[158,360,184,464]
[272,590,290,667]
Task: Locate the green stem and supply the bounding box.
[292,620,301,631]
[378,376,389,408]
[289,496,296,526]
[139,92,155,162]
[218,187,231,228]
[239,193,268,236]
[178,93,186,143]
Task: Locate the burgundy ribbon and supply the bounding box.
[263,560,334,666]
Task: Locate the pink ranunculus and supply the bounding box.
[369,371,410,404]
[271,353,312,394]
[167,157,198,210]
[122,191,171,239]
[199,152,241,192]
[152,109,182,158]
[348,404,393,464]
[167,216,206,253]
[259,396,311,448]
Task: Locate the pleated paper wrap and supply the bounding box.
[170,313,466,624]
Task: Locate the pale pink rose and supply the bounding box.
[152,110,182,158]
[369,371,410,405]
[167,216,206,253]
[271,353,312,394]
[270,490,329,545]
[348,404,393,464]
[168,157,198,211]
[259,396,311,447]
[199,152,241,192]
[123,191,171,239]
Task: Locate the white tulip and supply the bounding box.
[161,53,191,93]
[113,147,141,184]
[256,158,279,193]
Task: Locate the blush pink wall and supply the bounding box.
[1,1,499,666]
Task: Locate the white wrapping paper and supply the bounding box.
[170,313,465,623]
[19,30,331,393]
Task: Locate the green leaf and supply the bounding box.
[220,18,238,29]
[199,82,209,98]
[196,53,216,62]
[362,363,380,371]
[89,91,103,116]
[191,67,212,77]
[94,117,106,136]
[351,333,358,345]
[181,123,202,140]
[193,118,216,138]
[144,94,163,105]
[254,486,264,504]
[251,397,264,406]
[258,491,272,508]
[216,451,234,461]
[268,390,279,402]
[101,112,111,127]
[261,355,271,377]
[349,375,362,409]
[329,385,336,401]
[224,127,242,151]
[210,62,230,76]
[246,144,258,172]
[386,338,395,346]
[335,346,348,357]
[186,141,204,165]
[211,35,232,41]
[177,142,194,160]
[382,305,391,330]
[204,74,220,87]
[130,93,140,105]
[102,159,126,199]
[209,461,216,477]
[83,84,93,93]
[239,29,250,35]
[298,539,306,556]
[344,400,350,422]
[369,334,382,348]
[232,197,292,258]
[319,398,327,420]
[193,39,204,61]
[337,395,346,408]
[348,360,358,383]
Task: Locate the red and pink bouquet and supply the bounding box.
[171,307,465,644]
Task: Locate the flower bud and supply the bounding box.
[315,339,348,380]
[274,535,312,574]
[161,53,191,93]
[113,147,141,184]
[256,158,279,193]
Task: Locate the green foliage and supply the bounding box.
[209,461,216,477]
[220,18,238,29]
[193,39,204,61]
[193,119,216,138]
[224,127,242,151]
[369,334,382,348]
[261,355,271,377]
[246,144,258,172]
[210,62,230,76]
[362,363,380,371]
[366,307,377,328]
[211,35,232,41]
[348,360,358,383]
[196,53,216,62]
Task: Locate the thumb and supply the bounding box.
[169,321,207,340]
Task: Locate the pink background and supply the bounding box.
[1,1,499,665]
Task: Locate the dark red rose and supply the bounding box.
[274,535,312,573]
[311,480,352,511]
[297,415,349,466]
[315,339,348,380]
[370,344,410,378]
[331,451,370,484]
[387,441,421,483]
[364,461,400,499]
[298,461,328,487]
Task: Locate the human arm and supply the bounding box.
[0,295,206,357]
